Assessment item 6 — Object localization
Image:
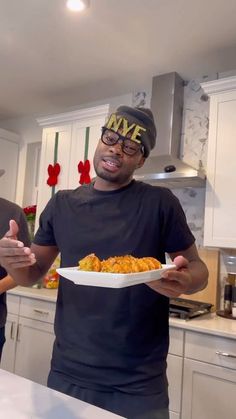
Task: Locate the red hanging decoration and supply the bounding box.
[47,163,61,186]
[78,159,91,185]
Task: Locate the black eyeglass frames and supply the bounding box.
[101,127,144,156]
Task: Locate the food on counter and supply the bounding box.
[43,255,60,289]
[44,269,59,289]
[78,253,162,274]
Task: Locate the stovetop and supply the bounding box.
[169,297,212,320]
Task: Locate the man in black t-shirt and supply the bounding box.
[0,107,208,419]
[0,183,30,360]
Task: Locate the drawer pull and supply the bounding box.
[16,324,21,342]
[216,350,236,359]
[10,322,15,340]
[33,309,49,316]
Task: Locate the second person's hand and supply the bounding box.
[0,219,36,272]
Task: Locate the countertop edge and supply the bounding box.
[8,286,57,302]
[8,288,236,339]
[170,313,236,339]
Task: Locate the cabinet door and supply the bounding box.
[14,317,55,385]
[167,354,183,415]
[35,124,72,230]
[69,116,107,189]
[182,358,236,419]
[204,90,236,247]
[1,313,18,373]
[0,138,19,201]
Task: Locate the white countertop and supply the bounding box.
[0,369,124,419]
[9,286,58,302]
[9,287,236,339]
[169,313,236,339]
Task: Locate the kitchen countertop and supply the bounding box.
[9,285,58,302]
[0,369,123,419]
[169,313,236,339]
[9,287,236,339]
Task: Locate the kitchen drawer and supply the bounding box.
[185,331,236,370]
[169,327,184,356]
[6,293,20,315]
[19,297,56,324]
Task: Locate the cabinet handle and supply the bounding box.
[216,350,236,359]
[16,324,21,342]
[33,309,49,316]
[10,321,15,340]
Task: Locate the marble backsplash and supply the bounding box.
[164,75,213,248]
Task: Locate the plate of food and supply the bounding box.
[57,253,176,288]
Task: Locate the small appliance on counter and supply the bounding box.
[217,252,236,320]
[169,297,212,320]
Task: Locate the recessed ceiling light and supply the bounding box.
[66,0,90,12]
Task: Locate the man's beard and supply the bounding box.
[94,162,133,186]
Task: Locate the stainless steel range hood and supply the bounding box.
[134,72,206,188]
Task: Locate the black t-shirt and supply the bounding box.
[34,180,195,399]
[0,198,30,327]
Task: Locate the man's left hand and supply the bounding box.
[147,255,192,297]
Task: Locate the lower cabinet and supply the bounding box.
[182,358,236,419]
[181,331,236,419]
[167,327,184,419]
[14,317,54,385]
[1,312,18,372]
[1,293,55,386]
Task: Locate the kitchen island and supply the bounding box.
[0,369,123,418]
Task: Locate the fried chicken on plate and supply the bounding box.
[78,254,161,274]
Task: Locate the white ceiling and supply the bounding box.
[1,0,236,120]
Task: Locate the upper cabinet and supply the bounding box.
[201,76,236,248]
[35,104,109,229]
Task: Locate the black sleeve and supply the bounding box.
[33,194,58,246]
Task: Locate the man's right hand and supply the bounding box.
[0,219,36,271]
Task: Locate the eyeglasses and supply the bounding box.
[101,127,144,156]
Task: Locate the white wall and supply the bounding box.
[0,117,43,205]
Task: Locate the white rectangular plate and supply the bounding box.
[57,264,176,288]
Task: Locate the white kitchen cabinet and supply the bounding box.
[0,129,20,202]
[14,316,54,385]
[35,104,109,230]
[1,313,18,372]
[1,294,20,372]
[1,293,56,386]
[182,330,236,419]
[201,76,236,248]
[182,359,236,419]
[167,327,184,419]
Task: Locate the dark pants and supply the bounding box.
[0,327,5,362]
[48,370,169,419]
